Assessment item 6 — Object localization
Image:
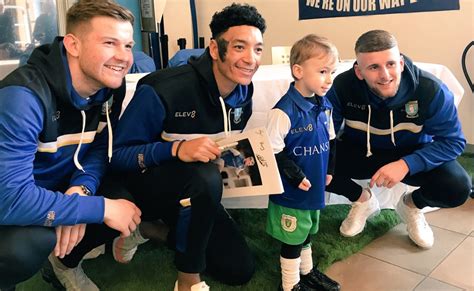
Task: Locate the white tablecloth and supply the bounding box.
[124,61,464,209]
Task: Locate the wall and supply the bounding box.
[115,0,143,51]
[162,1,193,53]
[163,0,474,145]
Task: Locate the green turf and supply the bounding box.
[18,206,400,291]
[458,152,474,178]
[17,154,473,291]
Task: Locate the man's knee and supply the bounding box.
[207,250,255,285]
[447,171,472,207]
[205,209,255,285]
[224,252,255,285]
[434,166,472,207]
[0,226,55,286]
[14,226,56,264]
[188,163,223,205]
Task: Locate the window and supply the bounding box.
[0,0,58,79]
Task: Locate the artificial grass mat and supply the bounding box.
[18,205,400,291]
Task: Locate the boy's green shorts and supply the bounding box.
[266,200,320,245]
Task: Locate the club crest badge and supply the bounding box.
[44,210,56,227]
[233,107,243,124]
[405,101,419,118]
[52,111,60,122]
[281,214,297,232]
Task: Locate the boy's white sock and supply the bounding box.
[300,244,313,275]
[280,256,301,291]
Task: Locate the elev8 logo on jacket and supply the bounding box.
[175,110,197,118]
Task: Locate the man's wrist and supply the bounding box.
[398,159,410,173]
[173,140,185,160]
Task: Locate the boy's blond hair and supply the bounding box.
[290,34,338,79]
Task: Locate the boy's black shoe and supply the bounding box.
[300,268,341,291]
[278,281,313,291]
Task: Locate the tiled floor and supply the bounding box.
[326,198,474,291]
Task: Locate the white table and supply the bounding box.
[124,61,465,209]
[0,59,20,80]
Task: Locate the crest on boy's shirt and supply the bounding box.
[101,96,114,115]
[233,107,243,124]
[405,101,419,118]
[281,214,297,232]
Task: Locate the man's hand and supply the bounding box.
[103,198,142,238]
[370,159,409,188]
[54,186,87,258]
[298,178,312,191]
[174,137,221,163]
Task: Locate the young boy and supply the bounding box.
[266,34,341,291]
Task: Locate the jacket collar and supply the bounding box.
[287,82,317,112]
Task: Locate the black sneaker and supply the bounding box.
[300,268,340,291]
[0,285,16,291]
[278,281,313,291]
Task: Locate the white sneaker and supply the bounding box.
[47,254,99,291]
[396,194,434,249]
[112,228,149,263]
[174,280,210,291]
[340,189,380,237]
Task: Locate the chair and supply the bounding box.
[129,51,156,73]
[168,48,205,67]
[271,46,291,65]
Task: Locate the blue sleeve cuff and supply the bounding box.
[402,154,425,175]
[76,195,105,224]
[151,141,174,165]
